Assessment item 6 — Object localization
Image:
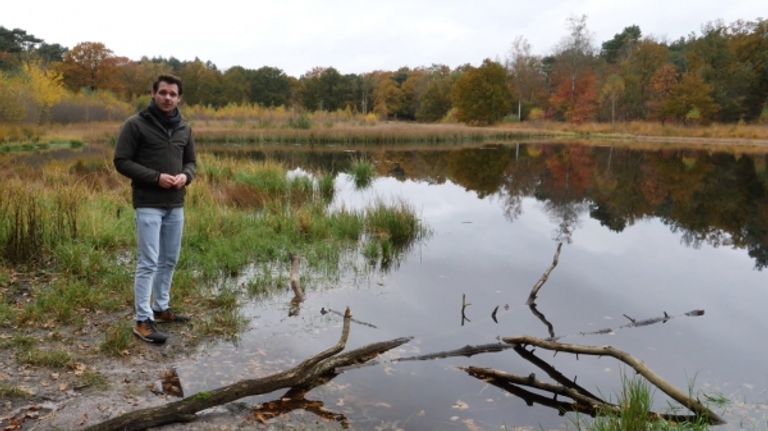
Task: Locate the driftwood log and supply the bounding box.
[499,336,724,425]
[84,308,411,431]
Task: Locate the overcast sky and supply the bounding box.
[4,0,765,77]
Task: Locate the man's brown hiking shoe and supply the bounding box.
[154,308,191,323]
[133,319,168,344]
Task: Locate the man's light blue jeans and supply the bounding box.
[134,207,184,322]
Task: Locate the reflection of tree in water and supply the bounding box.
[446,146,510,197]
[544,201,587,243]
[213,143,768,269]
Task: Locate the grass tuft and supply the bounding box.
[100,320,133,357]
[349,158,375,188]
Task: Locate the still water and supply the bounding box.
[178,143,768,430]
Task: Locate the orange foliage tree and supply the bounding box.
[549,70,599,123]
[57,41,122,93]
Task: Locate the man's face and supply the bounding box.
[152,81,181,114]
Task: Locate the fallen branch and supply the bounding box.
[502,336,724,425]
[551,309,706,342]
[395,342,513,362]
[526,242,563,305]
[511,345,603,403]
[253,337,415,428]
[462,366,702,423]
[84,308,410,431]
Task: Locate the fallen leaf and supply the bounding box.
[452,400,469,410]
[58,383,68,392]
[463,418,482,431]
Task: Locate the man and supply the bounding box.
[114,74,196,344]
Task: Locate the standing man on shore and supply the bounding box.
[114,74,196,344]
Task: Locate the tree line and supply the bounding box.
[0,15,767,125]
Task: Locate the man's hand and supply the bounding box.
[172,173,188,189]
[158,173,187,189]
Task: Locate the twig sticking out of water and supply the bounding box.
[527,242,563,306]
[461,293,471,326]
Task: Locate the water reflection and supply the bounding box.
[185,141,768,429]
[207,143,768,269]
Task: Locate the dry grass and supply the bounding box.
[8,118,768,153]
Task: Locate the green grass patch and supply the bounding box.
[16,347,72,369]
[100,320,133,357]
[0,383,32,399]
[5,335,36,350]
[349,158,375,188]
[78,369,110,391]
[579,377,712,431]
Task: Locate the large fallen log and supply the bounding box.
[84,308,411,431]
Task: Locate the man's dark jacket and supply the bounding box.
[114,108,196,208]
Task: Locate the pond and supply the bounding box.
[177,142,768,430]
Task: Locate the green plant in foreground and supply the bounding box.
[579,377,711,431]
[16,348,72,369]
[100,320,133,357]
[318,172,335,201]
[78,369,110,391]
[0,383,31,399]
[349,158,375,188]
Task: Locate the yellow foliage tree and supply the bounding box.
[22,62,66,122]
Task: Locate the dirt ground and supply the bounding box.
[0,313,256,430]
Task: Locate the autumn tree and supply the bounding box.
[178,59,224,106]
[22,62,66,122]
[550,70,599,123]
[371,71,403,119]
[684,21,758,122]
[728,19,768,121]
[57,42,122,92]
[414,65,453,122]
[548,15,600,122]
[666,72,718,124]
[620,39,669,119]
[451,59,512,125]
[117,58,169,101]
[646,63,678,123]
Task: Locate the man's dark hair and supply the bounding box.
[152,74,183,95]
